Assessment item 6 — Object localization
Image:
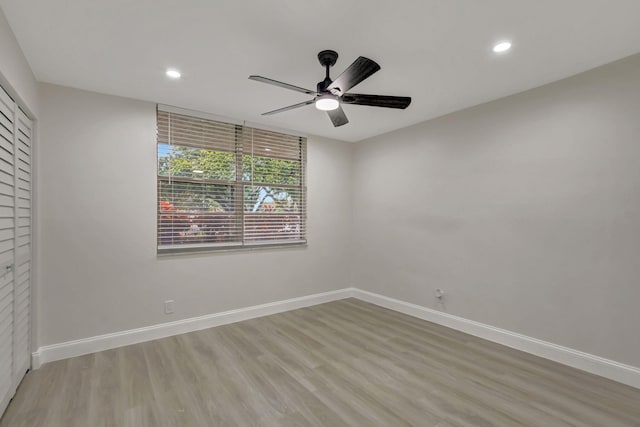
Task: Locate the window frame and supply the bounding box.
[156,105,307,255]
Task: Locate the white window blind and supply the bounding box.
[157,107,306,253]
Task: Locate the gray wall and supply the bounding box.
[0,7,38,117]
[352,54,640,367]
[37,84,353,346]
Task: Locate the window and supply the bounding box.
[157,107,306,253]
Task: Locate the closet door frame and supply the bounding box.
[13,106,32,385]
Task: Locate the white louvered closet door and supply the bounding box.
[0,83,31,417]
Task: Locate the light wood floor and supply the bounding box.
[2,299,639,426]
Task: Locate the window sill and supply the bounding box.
[157,240,307,257]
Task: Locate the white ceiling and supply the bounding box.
[2,0,640,142]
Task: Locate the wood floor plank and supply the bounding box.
[1,299,639,426]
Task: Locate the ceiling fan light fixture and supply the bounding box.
[315,96,339,111]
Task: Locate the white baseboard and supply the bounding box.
[351,289,640,390]
[32,288,355,367]
[31,351,41,370]
[31,287,640,390]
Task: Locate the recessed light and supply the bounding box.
[193,170,204,174]
[166,69,181,79]
[493,41,512,53]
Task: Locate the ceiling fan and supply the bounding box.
[249,50,411,127]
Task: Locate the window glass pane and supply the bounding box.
[158,180,239,246]
[242,155,300,185]
[243,185,302,213]
[243,185,304,242]
[158,143,236,181]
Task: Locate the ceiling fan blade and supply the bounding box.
[249,75,317,95]
[327,57,380,96]
[262,99,315,115]
[327,105,349,127]
[341,94,411,109]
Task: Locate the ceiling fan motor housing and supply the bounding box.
[317,77,334,93]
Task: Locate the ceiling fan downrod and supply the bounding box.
[317,50,338,93]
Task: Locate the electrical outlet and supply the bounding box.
[164,300,175,314]
[435,288,445,300]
